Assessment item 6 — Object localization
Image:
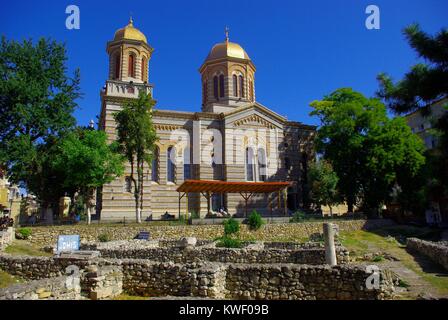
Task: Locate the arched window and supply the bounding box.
[219,74,225,98]
[124,176,132,193]
[114,53,121,79]
[167,146,176,183]
[213,76,219,99]
[245,147,255,181]
[141,56,147,81]
[233,74,238,97]
[258,148,267,181]
[151,147,159,182]
[239,75,244,98]
[184,147,191,180]
[128,54,135,77]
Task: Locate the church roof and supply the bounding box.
[113,18,148,44]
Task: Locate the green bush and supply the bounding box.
[290,210,306,223]
[247,210,264,230]
[190,210,200,219]
[223,217,240,236]
[17,228,32,240]
[216,236,243,248]
[98,233,110,242]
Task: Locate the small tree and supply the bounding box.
[247,210,265,230]
[308,160,340,215]
[114,92,158,223]
[53,128,124,224]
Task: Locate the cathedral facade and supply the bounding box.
[98,19,316,221]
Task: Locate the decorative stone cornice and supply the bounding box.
[233,114,275,129]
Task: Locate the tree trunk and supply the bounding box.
[329,205,333,217]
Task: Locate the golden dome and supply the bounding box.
[113,18,147,44]
[205,29,250,62]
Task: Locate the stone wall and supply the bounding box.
[0,274,81,300]
[0,227,14,251]
[0,253,397,300]
[83,244,350,265]
[225,264,396,300]
[82,264,123,300]
[26,219,395,248]
[407,238,448,271]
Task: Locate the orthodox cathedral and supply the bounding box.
[98,19,316,220]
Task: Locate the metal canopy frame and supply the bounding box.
[176,180,291,218]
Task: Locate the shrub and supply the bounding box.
[247,210,264,230]
[16,228,32,240]
[372,255,384,262]
[98,233,110,242]
[223,217,240,236]
[290,210,306,223]
[190,210,200,219]
[216,236,243,248]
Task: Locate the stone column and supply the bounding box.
[323,222,337,266]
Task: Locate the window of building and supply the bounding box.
[184,147,191,180]
[246,147,255,181]
[114,54,121,79]
[285,157,291,170]
[167,146,176,183]
[219,74,225,98]
[233,74,238,97]
[258,148,267,181]
[128,54,135,77]
[124,176,132,193]
[212,193,224,212]
[213,76,219,99]
[239,75,244,98]
[151,147,159,182]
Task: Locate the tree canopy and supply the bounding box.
[377,24,448,114]
[0,37,81,205]
[308,160,340,215]
[310,88,426,215]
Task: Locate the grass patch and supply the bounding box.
[0,269,23,288]
[4,240,52,257]
[340,228,448,296]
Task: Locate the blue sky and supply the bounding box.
[1,0,447,127]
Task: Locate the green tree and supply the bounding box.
[310,88,426,216]
[377,24,447,114]
[308,160,340,215]
[0,37,80,212]
[377,24,448,197]
[53,128,125,224]
[114,92,158,223]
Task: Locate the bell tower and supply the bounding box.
[106,17,153,84]
[199,28,256,113]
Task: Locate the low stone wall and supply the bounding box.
[84,245,349,265]
[0,274,81,300]
[407,238,448,271]
[122,260,227,299]
[225,264,396,300]
[0,227,14,251]
[0,253,397,300]
[25,219,395,248]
